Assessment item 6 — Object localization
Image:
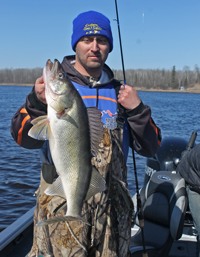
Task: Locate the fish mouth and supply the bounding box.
[46,59,63,79]
[46,59,54,74]
[44,59,69,97]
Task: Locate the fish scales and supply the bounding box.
[50,95,91,216]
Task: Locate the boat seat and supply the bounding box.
[130,171,188,257]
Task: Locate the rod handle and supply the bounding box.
[138,212,144,228]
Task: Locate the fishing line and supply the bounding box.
[114,0,126,85]
[114,1,148,256]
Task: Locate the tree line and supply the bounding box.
[0,68,42,85]
[114,65,200,89]
[0,65,200,89]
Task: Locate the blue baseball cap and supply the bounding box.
[71,11,113,52]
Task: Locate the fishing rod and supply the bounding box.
[114,1,148,256]
[114,0,126,85]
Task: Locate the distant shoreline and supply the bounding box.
[134,86,200,94]
[0,83,33,87]
[1,83,200,94]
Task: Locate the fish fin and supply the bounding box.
[44,176,66,199]
[36,215,91,226]
[85,167,106,201]
[87,107,104,156]
[28,115,51,140]
[31,115,48,125]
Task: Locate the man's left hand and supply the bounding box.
[117,85,141,110]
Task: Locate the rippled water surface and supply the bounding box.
[0,85,200,230]
[0,86,41,230]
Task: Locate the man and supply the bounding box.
[176,144,200,257]
[11,10,161,257]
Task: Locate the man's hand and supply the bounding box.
[35,76,46,104]
[117,85,141,110]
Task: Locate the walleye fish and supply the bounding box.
[28,59,106,226]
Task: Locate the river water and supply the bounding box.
[0,85,199,231]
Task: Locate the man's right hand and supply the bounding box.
[35,75,47,104]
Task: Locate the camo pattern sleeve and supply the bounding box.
[10,87,47,149]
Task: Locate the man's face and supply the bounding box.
[74,35,110,76]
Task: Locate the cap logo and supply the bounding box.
[83,23,102,34]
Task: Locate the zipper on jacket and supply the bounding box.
[96,87,99,108]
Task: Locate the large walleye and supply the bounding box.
[28,59,106,226]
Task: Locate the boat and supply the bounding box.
[129,132,198,257]
[0,205,197,257]
[0,207,34,257]
[0,133,198,257]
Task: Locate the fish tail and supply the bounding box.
[36,215,91,227]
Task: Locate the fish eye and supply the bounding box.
[58,73,64,79]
